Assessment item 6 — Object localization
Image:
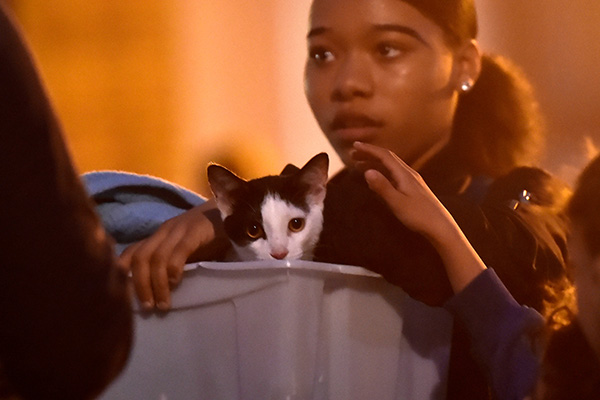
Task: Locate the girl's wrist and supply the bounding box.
[423,216,487,293]
[419,210,462,247]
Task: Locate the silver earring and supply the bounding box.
[460,80,473,93]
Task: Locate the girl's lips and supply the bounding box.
[329,112,383,142]
[331,126,380,142]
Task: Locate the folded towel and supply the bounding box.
[82,171,206,253]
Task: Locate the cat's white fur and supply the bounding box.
[230,193,324,261]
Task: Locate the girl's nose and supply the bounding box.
[331,54,373,101]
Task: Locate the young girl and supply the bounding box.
[116,0,571,398]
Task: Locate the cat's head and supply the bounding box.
[207,153,329,261]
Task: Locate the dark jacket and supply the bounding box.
[315,149,569,400]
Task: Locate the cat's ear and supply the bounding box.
[280,163,300,176]
[298,153,329,205]
[207,164,245,217]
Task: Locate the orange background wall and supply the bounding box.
[476,0,600,183]
[8,0,330,197]
[6,0,600,193]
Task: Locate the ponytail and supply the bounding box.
[451,54,544,178]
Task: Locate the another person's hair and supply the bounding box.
[402,0,544,178]
[536,154,600,400]
[567,154,600,257]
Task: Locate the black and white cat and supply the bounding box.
[207,153,329,261]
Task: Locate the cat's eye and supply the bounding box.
[288,218,305,233]
[246,223,264,240]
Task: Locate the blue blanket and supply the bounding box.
[82,171,206,253]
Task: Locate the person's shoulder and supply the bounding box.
[326,167,353,186]
[326,168,370,198]
[540,320,600,399]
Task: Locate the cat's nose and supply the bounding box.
[270,250,288,260]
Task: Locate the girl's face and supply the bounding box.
[304,0,463,168]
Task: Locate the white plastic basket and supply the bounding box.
[100,261,452,400]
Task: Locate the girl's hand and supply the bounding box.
[351,141,456,242]
[119,199,229,311]
[352,141,487,293]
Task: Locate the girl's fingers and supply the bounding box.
[353,141,418,191]
[365,169,408,223]
[352,143,396,183]
[354,159,394,183]
[166,230,202,287]
[354,142,455,238]
[364,168,402,206]
[121,223,181,311]
[364,168,389,194]
[119,202,220,312]
[126,242,156,310]
[149,258,171,311]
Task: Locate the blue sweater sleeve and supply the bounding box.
[82,171,206,253]
[445,268,545,400]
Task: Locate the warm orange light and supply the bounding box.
[12,1,338,195]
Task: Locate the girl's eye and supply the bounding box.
[377,43,402,58]
[288,218,305,233]
[246,223,264,240]
[308,47,335,64]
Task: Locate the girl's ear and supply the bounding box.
[453,39,482,93]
